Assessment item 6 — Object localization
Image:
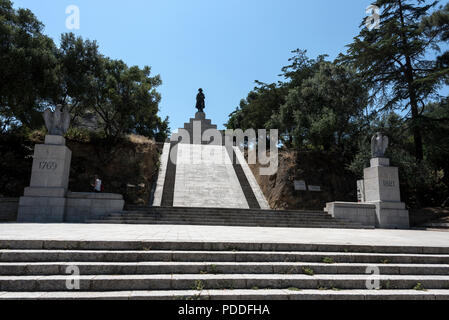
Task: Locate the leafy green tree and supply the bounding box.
[90,57,166,141]
[340,0,439,160]
[226,50,324,147]
[227,81,287,131]
[56,33,102,123]
[273,62,369,152]
[339,0,445,161]
[421,2,449,84]
[0,0,58,131]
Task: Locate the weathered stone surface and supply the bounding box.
[17,197,66,223]
[370,157,390,167]
[23,188,66,198]
[173,144,249,209]
[66,192,124,223]
[44,135,66,146]
[370,201,410,229]
[29,144,71,191]
[0,198,19,222]
[66,192,123,201]
[325,202,376,227]
[364,165,401,202]
[152,143,171,207]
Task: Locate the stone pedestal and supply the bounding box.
[326,202,376,227]
[326,157,410,229]
[175,112,222,145]
[363,158,409,229]
[17,135,72,223]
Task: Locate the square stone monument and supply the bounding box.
[363,156,409,229]
[17,135,72,222]
[325,133,410,229]
[17,105,125,223]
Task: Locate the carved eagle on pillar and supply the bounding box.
[43,104,71,136]
[371,132,389,158]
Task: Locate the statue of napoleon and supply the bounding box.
[196,88,205,113]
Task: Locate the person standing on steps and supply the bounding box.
[92,175,103,193]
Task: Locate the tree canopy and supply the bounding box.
[0,0,169,141]
[226,0,449,208]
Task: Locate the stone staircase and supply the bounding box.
[0,240,448,300]
[86,207,368,229]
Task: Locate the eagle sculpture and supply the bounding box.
[371,132,389,158]
[43,104,71,136]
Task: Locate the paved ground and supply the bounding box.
[0,224,448,247]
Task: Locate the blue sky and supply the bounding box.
[11,0,444,131]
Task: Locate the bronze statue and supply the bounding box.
[43,104,71,136]
[371,132,389,158]
[196,88,205,113]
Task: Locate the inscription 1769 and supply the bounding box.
[39,161,58,171]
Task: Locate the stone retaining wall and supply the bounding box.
[0,198,19,222]
[66,192,125,223]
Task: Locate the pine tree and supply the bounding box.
[340,0,443,161]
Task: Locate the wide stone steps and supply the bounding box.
[1,262,448,276]
[1,240,448,299]
[99,217,337,224]
[87,220,364,229]
[422,222,449,229]
[1,289,448,300]
[104,215,335,223]
[125,206,326,215]
[2,274,449,292]
[90,207,367,229]
[109,211,333,219]
[1,240,447,253]
[1,250,449,264]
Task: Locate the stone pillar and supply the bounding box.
[17,135,72,223]
[363,157,409,228]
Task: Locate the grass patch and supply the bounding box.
[287,287,301,292]
[302,267,315,276]
[382,280,391,290]
[200,264,221,275]
[192,280,205,291]
[413,283,427,291]
[322,257,335,264]
[331,287,341,291]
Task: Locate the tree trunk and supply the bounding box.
[398,0,424,161]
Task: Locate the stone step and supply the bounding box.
[422,223,449,229]
[124,206,326,215]
[105,211,333,218]
[1,262,448,276]
[108,211,333,219]
[96,216,351,225]
[97,207,367,228]
[95,217,347,226]
[1,274,449,291]
[1,250,448,264]
[2,240,448,254]
[1,289,448,300]
[87,220,365,229]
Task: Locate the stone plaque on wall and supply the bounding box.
[308,185,321,192]
[294,180,307,191]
